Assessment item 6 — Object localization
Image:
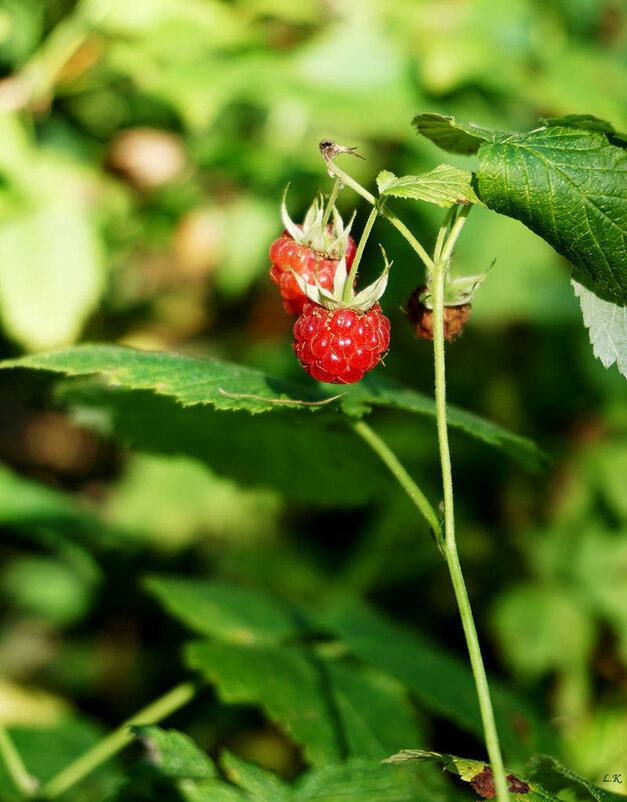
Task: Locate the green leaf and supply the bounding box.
[221,751,291,801]
[294,759,433,802]
[527,755,626,802]
[144,577,305,645]
[476,125,627,306]
[130,725,216,780]
[55,383,388,506]
[572,280,627,378]
[377,165,480,207]
[0,205,104,351]
[186,641,423,766]
[343,375,547,471]
[0,345,331,413]
[491,584,595,676]
[413,113,627,306]
[1,345,546,470]
[186,641,341,765]
[412,112,496,154]
[387,750,555,801]
[539,114,624,139]
[319,597,558,760]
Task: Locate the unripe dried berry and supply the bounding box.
[406,285,470,342]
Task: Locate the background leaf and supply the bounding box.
[527,755,626,802]
[318,597,558,760]
[186,640,424,766]
[129,725,216,780]
[144,577,305,645]
[0,205,104,351]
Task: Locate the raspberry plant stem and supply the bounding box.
[38,680,198,799]
[433,206,510,802]
[322,157,435,273]
[0,725,36,797]
[321,177,342,231]
[343,206,379,303]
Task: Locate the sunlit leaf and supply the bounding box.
[377,165,480,207]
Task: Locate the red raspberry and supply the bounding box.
[293,301,390,384]
[269,225,357,316]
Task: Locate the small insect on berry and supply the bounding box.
[293,302,390,384]
[406,285,471,342]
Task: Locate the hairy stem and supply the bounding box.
[320,177,342,231]
[343,207,379,303]
[39,681,198,799]
[432,209,510,802]
[0,725,36,797]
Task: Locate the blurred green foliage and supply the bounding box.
[0,0,626,798]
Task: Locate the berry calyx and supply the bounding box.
[269,191,356,316]
[406,285,471,341]
[293,301,390,384]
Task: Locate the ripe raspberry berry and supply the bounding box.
[406,285,471,341]
[269,192,356,316]
[293,301,390,384]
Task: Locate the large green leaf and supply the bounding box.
[318,597,557,760]
[476,125,627,306]
[0,345,546,470]
[0,345,327,413]
[186,641,423,766]
[144,577,305,645]
[55,383,389,506]
[413,113,627,306]
[345,375,546,471]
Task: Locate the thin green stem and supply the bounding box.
[343,206,379,303]
[321,177,342,231]
[433,206,457,266]
[324,160,435,273]
[431,221,510,802]
[352,420,442,540]
[439,205,471,267]
[39,681,197,800]
[0,725,36,797]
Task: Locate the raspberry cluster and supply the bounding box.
[268,196,390,384]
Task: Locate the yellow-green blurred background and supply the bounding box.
[0,0,626,798]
